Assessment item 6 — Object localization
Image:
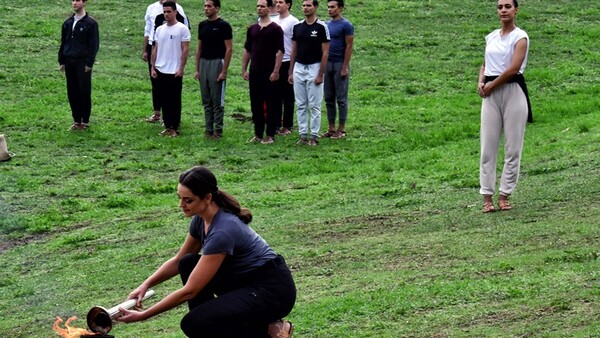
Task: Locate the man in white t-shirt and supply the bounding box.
[273,0,299,135]
[151,1,190,137]
[143,0,188,123]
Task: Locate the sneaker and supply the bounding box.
[205,131,214,138]
[247,136,263,143]
[308,138,318,146]
[145,113,161,123]
[296,138,308,145]
[261,136,275,144]
[80,123,90,130]
[212,132,222,140]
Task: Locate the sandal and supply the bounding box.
[268,319,294,338]
[498,199,512,211]
[482,201,496,213]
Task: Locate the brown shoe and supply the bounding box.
[145,113,161,123]
[268,319,293,338]
[247,136,263,143]
[331,131,346,139]
[321,130,336,138]
[296,138,309,145]
[68,123,82,131]
[159,129,178,137]
[261,136,275,144]
[277,128,292,136]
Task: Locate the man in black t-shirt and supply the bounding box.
[194,0,233,139]
[288,0,330,145]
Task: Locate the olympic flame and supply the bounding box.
[52,316,97,338]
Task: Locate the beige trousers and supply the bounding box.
[479,82,528,196]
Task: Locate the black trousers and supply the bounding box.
[249,70,280,138]
[155,70,182,130]
[64,58,92,124]
[146,44,161,112]
[276,61,295,130]
[178,254,296,338]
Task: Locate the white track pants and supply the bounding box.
[293,63,323,139]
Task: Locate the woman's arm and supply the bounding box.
[478,61,486,98]
[117,252,226,323]
[127,234,202,307]
[482,37,528,96]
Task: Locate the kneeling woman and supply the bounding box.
[116,166,296,337]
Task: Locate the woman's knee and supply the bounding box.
[180,312,204,337]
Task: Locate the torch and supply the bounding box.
[86,290,156,335]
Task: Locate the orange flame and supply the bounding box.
[53,316,97,338]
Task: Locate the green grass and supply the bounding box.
[1,0,600,337]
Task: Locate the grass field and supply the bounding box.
[1,0,599,337]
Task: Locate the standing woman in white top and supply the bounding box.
[478,0,530,213]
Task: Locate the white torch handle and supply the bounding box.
[106,289,156,318]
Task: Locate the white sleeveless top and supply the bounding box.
[484,27,529,76]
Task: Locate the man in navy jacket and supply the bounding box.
[58,0,100,131]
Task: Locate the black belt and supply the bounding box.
[484,74,533,123]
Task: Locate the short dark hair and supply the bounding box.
[266,0,274,7]
[211,0,221,8]
[500,0,519,8]
[304,0,319,7]
[163,1,177,11]
[285,0,293,6]
[332,0,344,7]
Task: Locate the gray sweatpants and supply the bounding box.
[479,82,528,196]
[198,58,226,133]
[324,61,349,124]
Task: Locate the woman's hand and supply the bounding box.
[115,307,146,323]
[127,285,150,308]
[478,82,486,98]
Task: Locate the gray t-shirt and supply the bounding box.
[189,210,277,275]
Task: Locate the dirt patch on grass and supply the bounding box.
[0,234,45,253]
[297,212,418,242]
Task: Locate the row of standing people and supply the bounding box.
[142,0,354,145]
[57,0,531,218]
